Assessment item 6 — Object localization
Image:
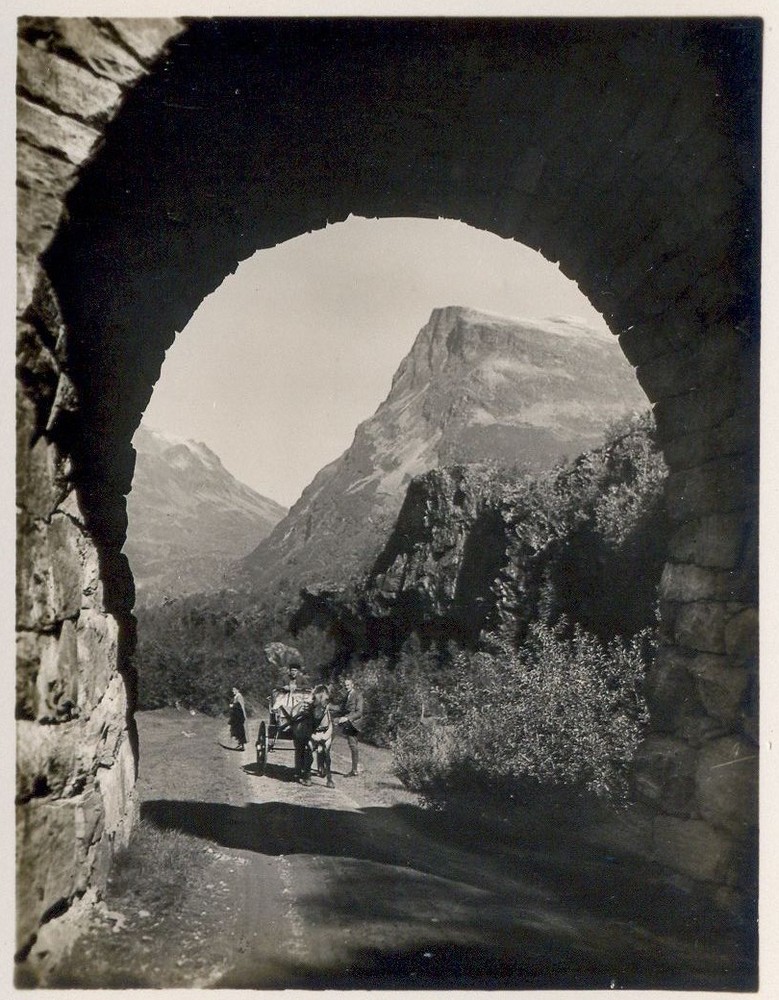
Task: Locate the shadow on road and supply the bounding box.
[241,760,357,782]
[142,798,423,866]
[140,797,755,991]
[241,761,299,782]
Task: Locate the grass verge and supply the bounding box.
[49,818,219,988]
[108,818,208,909]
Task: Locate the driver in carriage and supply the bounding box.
[270,664,310,724]
[264,643,311,728]
[280,663,310,692]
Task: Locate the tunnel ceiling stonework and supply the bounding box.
[16,16,759,975]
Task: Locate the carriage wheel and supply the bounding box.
[256,721,267,774]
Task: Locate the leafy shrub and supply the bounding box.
[393,620,652,806]
[593,412,668,549]
[496,410,668,643]
[342,635,452,746]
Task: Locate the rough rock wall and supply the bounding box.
[15,18,185,975]
[329,425,668,652]
[370,467,509,634]
[15,15,759,975]
[292,467,511,654]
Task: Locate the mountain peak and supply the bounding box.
[243,306,646,594]
[134,423,225,470]
[392,306,613,394]
[127,424,287,604]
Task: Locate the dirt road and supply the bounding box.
[55,709,752,989]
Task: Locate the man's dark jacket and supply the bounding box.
[342,689,364,732]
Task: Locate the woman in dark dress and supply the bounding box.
[229,687,247,750]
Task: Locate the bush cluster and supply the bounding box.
[392,620,652,806]
[496,410,668,643]
[343,635,454,746]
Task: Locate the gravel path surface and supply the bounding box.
[51,708,751,989]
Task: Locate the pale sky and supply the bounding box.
[140,215,614,508]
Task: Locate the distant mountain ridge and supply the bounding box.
[241,306,647,593]
[125,425,287,604]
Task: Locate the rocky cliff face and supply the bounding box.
[367,466,509,642]
[244,306,647,593]
[125,426,286,604]
[292,413,670,659]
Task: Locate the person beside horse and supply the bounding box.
[308,684,335,788]
[336,675,365,777]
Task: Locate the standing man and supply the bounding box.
[337,675,365,777]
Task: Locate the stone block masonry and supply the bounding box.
[15,17,186,977]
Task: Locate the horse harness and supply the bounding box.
[312,704,332,738]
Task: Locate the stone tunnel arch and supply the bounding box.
[16,16,760,972]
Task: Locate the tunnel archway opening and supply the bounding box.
[125,211,651,712]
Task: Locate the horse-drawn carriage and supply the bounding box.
[255,686,312,774]
[254,643,334,784]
